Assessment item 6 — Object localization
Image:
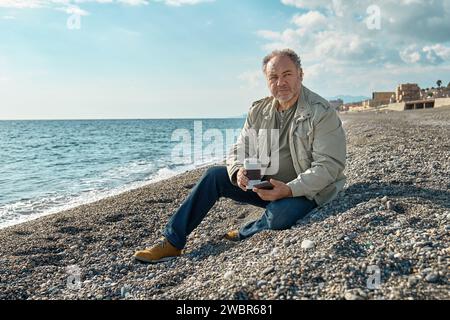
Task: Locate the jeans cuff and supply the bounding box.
[162,229,185,250]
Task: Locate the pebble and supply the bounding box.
[283,239,291,247]
[262,266,275,276]
[386,201,394,211]
[224,271,234,280]
[344,291,362,300]
[121,285,131,298]
[425,273,439,283]
[257,280,267,288]
[408,276,419,287]
[271,248,280,256]
[301,240,315,250]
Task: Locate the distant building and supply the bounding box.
[343,101,365,110]
[363,92,395,108]
[373,92,395,105]
[362,99,371,108]
[396,83,421,102]
[340,81,450,112]
[421,87,450,99]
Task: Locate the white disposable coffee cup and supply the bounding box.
[244,158,262,190]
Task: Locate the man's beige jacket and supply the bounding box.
[226,85,347,207]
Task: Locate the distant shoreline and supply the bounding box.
[0,117,247,122]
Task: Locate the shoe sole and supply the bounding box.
[223,236,241,242]
[133,255,179,264]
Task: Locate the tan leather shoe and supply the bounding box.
[134,238,182,264]
[224,230,241,242]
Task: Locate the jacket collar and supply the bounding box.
[295,85,313,121]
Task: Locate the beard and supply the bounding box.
[274,80,301,102]
[276,90,295,102]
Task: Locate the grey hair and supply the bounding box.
[262,49,302,74]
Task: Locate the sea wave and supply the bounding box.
[0,158,222,229]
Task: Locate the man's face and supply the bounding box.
[265,55,303,103]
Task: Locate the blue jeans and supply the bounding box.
[163,166,317,250]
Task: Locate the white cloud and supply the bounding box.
[399,44,450,65]
[238,70,264,90]
[424,44,450,61]
[154,0,213,6]
[281,0,330,10]
[286,10,328,39]
[400,46,422,64]
[281,0,345,16]
[256,30,281,41]
[291,11,327,31]
[56,5,90,16]
[117,0,149,5]
[256,0,450,95]
[0,0,213,12]
[0,0,46,8]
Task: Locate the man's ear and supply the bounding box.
[299,68,304,81]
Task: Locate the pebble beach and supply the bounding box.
[0,107,449,300]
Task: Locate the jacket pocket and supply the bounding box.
[293,122,313,160]
[292,123,313,173]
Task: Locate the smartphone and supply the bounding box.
[253,181,274,190]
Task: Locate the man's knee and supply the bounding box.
[265,200,294,230]
[266,198,316,230]
[203,166,228,181]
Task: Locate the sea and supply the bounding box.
[0,118,245,229]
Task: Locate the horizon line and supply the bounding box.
[0,116,248,121]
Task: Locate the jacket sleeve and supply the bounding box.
[287,107,347,198]
[226,111,255,186]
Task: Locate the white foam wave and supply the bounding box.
[0,158,224,229]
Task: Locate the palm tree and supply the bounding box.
[437,80,442,88]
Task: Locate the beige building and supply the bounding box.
[372,92,395,107]
[396,83,421,102]
[361,92,395,108]
[373,92,395,102]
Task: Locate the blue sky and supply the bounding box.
[1,0,449,119]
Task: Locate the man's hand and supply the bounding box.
[237,167,249,192]
[253,179,293,201]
